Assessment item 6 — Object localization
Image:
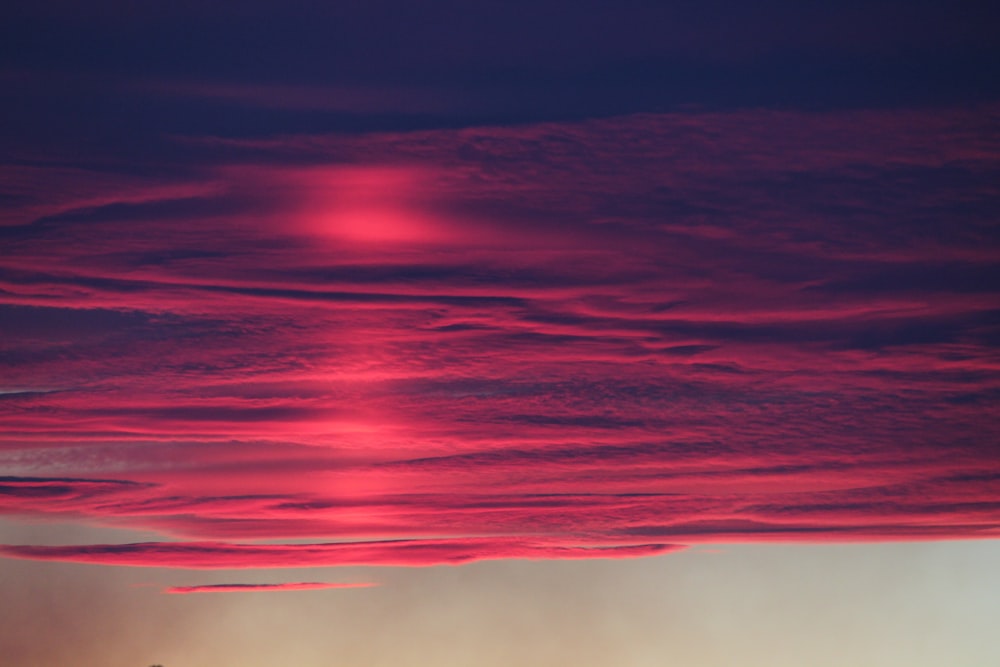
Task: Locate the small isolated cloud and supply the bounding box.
[163,581,379,594]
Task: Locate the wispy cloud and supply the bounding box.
[1,540,680,568]
[163,581,379,594]
[1,105,997,568]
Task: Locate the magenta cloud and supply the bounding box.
[1,105,998,569]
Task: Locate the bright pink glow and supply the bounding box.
[1,106,998,569]
[163,581,379,593]
[287,166,454,244]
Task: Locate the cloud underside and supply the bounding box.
[1,540,680,568]
[1,106,998,568]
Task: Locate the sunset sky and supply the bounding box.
[1,2,999,666]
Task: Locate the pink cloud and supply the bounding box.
[1,105,998,568]
[0,539,682,569]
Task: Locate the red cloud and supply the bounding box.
[1,105,998,568]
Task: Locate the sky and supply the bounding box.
[1,1,999,666]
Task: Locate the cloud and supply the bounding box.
[0,476,156,516]
[1,105,998,568]
[1,540,682,569]
[162,581,379,594]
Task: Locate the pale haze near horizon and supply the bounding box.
[1,517,997,667]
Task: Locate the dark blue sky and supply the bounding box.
[3,0,998,157]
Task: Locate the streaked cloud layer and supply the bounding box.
[2,106,998,569]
